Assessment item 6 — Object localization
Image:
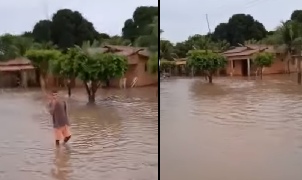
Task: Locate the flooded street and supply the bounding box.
[161,75,302,180]
[0,87,158,180]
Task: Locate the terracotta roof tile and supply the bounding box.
[223,49,259,57]
[87,47,109,54]
[223,47,247,54]
[88,45,151,58]
[223,45,278,58]
[138,49,150,57]
[0,64,34,71]
[0,58,31,66]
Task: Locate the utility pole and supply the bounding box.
[43,0,49,20]
[206,14,211,34]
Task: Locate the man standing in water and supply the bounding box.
[48,89,71,146]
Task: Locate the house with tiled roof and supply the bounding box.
[223,45,296,76]
[0,58,37,87]
[74,45,157,88]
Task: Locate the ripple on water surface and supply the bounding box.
[161,76,302,180]
[0,88,158,180]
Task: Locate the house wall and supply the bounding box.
[109,64,137,87]
[262,55,296,74]
[226,60,244,76]
[225,54,297,76]
[0,72,17,87]
[109,54,158,88]
[0,69,36,87]
[52,54,158,88]
[136,55,158,86]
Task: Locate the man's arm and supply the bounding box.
[47,101,55,115]
[64,101,68,116]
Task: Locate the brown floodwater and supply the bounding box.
[0,87,158,180]
[160,75,302,180]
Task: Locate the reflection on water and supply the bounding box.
[0,87,158,180]
[52,145,71,180]
[161,75,302,180]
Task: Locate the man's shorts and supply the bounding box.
[54,125,71,141]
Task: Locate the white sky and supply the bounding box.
[161,0,302,42]
[0,0,158,36]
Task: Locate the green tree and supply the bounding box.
[186,34,214,50]
[213,14,267,45]
[0,34,35,61]
[253,52,274,79]
[135,16,159,51]
[186,50,227,83]
[212,40,230,52]
[0,34,20,61]
[25,49,61,89]
[102,36,131,46]
[98,33,110,40]
[212,23,229,42]
[173,35,230,58]
[32,20,52,43]
[174,42,191,58]
[244,39,260,45]
[122,6,158,43]
[50,9,98,50]
[53,46,128,104]
[145,16,159,74]
[160,40,176,60]
[50,48,77,97]
[274,20,302,73]
[260,33,283,45]
[21,31,33,38]
[31,41,58,50]
[148,52,159,74]
[160,59,176,74]
[291,10,302,23]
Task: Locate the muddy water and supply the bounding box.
[161,75,302,180]
[0,87,158,180]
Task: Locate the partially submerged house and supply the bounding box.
[0,46,157,88]
[82,45,158,88]
[223,45,297,76]
[0,58,37,87]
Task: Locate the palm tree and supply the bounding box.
[244,39,260,45]
[160,40,177,60]
[102,36,131,46]
[147,16,159,74]
[0,34,20,61]
[212,40,230,52]
[273,20,302,73]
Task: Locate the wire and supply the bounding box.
[208,0,272,29]
[207,0,264,14]
[208,0,271,19]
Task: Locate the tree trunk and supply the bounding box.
[260,67,263,79]
[67,84,71,97]
[84,81,100,104]
[88,93,95,104]
[191,67,194,77]
[208,75,213,83]
[298,58,301,84]
[40,74,46,91]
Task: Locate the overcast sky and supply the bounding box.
[161,0,302,43]
[0,0,158,36]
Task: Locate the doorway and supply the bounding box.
[241,60,248,76]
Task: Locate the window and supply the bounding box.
[145,63,148,72]
[232,61,235,68]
